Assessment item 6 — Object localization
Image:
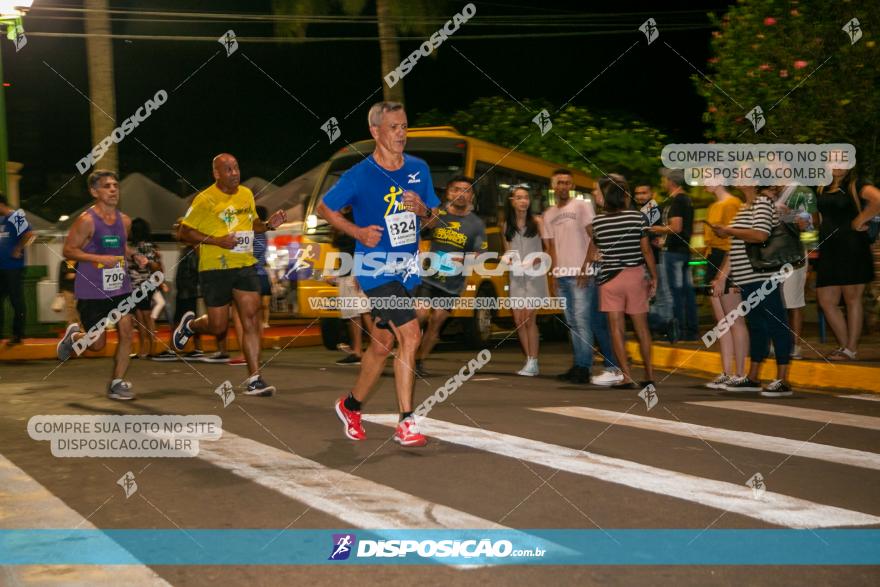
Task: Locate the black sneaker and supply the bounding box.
[336,354,361,365]
[244,376,276,397]
[761,380,793,398]
[570,366,590,384]
[415,359,430,378]
[556,366,577,382]
[172,311,195,351]
[151,349,178,361]
[183,349,206,361]
[723,377,762,392]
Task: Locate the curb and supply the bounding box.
[627,340,879,394]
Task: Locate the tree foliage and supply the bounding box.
[698,0,879,177]
[416,96,668,188]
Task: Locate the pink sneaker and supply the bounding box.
[228,356,246,365]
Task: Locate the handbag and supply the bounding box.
[746,221,805,272]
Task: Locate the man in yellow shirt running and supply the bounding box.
[172,153,286,396]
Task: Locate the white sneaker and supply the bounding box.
[517,357,539,377]
[790,345,803,360]
[591,368,624,386]
[706,373,731,390]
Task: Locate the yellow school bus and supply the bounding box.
[297,126,594,349]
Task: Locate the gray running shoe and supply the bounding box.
[57,323,81,361]
[107,380,135,401]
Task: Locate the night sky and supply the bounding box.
[4,0,733,217]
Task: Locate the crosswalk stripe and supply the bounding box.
[199,431,505,529]
[689,401,880,431]
[363,414,880,529]
[532,406,880,471]
[838,394,880,403]
[0,453,171,585]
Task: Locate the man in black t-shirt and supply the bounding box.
[650,168,698,340]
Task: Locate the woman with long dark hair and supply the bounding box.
[127,218,163,359]
[587,174,657,388]
[816,163,880,360]
[502,185,549,376]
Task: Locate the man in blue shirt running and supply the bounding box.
[318,101,440,447]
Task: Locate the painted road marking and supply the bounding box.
[533,406,880,471]
[363,415,880,529]
[689,401,880,431]
[0,453,171,585]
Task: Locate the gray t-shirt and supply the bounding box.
[422,208,487,294]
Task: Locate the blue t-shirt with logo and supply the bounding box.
[0,211,31,269]
[322,154,438,292]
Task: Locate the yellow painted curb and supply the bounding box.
[625,340,879,394]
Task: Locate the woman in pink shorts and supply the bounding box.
[587,174,658,389]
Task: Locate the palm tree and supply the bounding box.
[84,0,117,172]
[272,0,446,104]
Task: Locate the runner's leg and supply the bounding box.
[350,321,394,403]
[113,314,133,380]
[389,318,421,413]
[232,289,262,376]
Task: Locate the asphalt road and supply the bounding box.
[1,341,878,586]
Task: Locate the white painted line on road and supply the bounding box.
[364,414,880,529]
[838,394,880,403]
[200,431,506,529]
[0,453,171,585]
[533,406,880,471]
[689,401,880,431]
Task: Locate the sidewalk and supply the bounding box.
[0,323,322,362]
[628,332,880,395]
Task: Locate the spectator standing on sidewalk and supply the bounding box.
[816,165,880,361]
[588,174,657,389]
[650,168,697,340]
[708,184,792,397]
[0,196,36,345]
[702,184,747,389]
[127,218,163,359]
[774,183,817,360]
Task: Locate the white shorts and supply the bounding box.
[782,263,807,309]
[338,275,369,319]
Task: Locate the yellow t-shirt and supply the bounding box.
[182,184,258,271]
[704,196,742,252]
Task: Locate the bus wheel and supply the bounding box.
[464,284,495,349]
[320,318,347,350]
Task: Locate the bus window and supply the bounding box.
[473,162,498,225]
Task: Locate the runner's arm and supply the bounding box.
[177,224,235,249]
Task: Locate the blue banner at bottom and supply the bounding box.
[1,529,879,565]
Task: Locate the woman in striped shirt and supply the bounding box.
[708,185,792,397]
[587,174,658,389]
